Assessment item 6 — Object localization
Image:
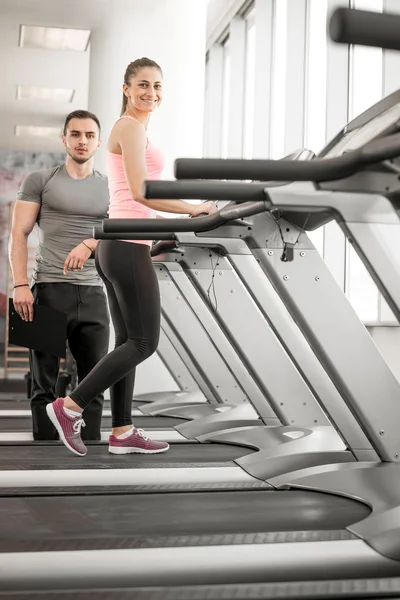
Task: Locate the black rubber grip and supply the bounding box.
[329,7,400,51]
[103,213,223,234]
[101,200,265,234]
[143,180,266,202]
[174,132,400,182]
[174,154,360,182]
[93,227,175,241]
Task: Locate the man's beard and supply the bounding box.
[66,147,93,164]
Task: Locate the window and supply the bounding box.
[242,13,256,159]
[304,0,328,155]
[221,40,231,158]
[270,0,287,158]
[345,0,383,322]
[349,0,383,119]
[308,227,324,258]
[304,0,328,258]
[203,58,210,156]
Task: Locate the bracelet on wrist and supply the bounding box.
[14,284,29,289]
[81,241,92,252]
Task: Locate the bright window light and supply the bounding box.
[308,228,325,257]
[270,0,287,159]
[203,60,210,155]
[17,85,74,103]
[221,41,231,158]
[15,125,61,139]
[304,0,328,258]
[349,0,383,120]
[305,0,328,155]
[242,17,256,159]
[346,0,383,322]
[19,25,91,51]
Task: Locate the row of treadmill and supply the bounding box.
[3,22,400,600]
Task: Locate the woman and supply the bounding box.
[46,57,217,456]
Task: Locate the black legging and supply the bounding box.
[69,240,160,427]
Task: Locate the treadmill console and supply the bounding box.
[319,88,400,159]
[317,90,400,196]
[323,103,400,158]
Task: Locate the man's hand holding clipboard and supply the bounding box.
[8,296,67,358]
[12,284,35,322]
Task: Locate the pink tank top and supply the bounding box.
[106,115,165,246]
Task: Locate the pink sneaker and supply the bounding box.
[109,428,169,454]
[46,397,87,456]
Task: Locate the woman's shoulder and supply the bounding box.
[109,116,145,148]
[115,115,145,130]
[113,116,146,142]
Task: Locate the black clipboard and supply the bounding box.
[8,298,67,358]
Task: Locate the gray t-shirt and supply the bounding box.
[17,165,109,285]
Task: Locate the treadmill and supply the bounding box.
[0,198,347,477]
[0,170,356,455]
[7,163,386,481]
[4,93,400,594]
[3,155,368,452]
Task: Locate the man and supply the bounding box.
[9,109,110,441]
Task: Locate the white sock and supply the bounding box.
[116,426,135,439]
[64,407,82,418]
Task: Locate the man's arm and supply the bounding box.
[9,200,40,321]
[9,201,40,285]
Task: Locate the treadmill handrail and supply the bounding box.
[102,200,265,235]
[329,7,400,52]
[143,178,302,202]
[93,227,176,241]
[143,179,268,202]
[174,132,400,181]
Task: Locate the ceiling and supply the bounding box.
[0,0,165,153]
[0,0,226,154]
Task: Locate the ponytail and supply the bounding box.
[120,92,128,117]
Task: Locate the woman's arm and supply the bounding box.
[118,120,215,215]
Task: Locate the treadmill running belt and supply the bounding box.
[0,415,183,431]
[0,489,369,549]
[0,528,357,552]
[0,577,399,600]
[0,444,254,469]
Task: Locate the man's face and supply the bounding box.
[62,118,101,164]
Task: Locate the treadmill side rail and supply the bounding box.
[0,540,399,590]
[198,424,353,479]
[269,462,400,562]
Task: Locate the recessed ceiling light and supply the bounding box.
[17,85,74,103]
[15,125,61,139]
[19,25,91,51]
